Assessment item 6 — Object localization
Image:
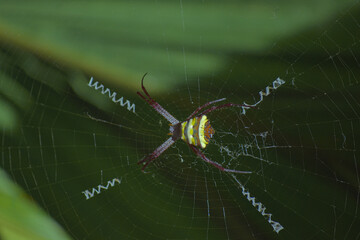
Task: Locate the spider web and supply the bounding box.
[1,2,360,240]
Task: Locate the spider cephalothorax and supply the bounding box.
[137,73,252,174]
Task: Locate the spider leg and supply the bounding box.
[137,73,179,125]
[140,73,155,103]
[138,137,175,171]
[186,98,226,121]
[197,102,255,117]
[188,144,251,174]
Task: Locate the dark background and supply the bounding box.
[0,1,360,239]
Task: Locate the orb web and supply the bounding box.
[1,2,360,240]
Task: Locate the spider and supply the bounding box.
[137,73,252,174]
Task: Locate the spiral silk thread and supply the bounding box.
[232,175,284,233]
[88,77,136,113]
[82,178,122,200]
[241,77,285,115]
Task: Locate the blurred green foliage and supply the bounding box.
[0,0,354,91]
[0,0,359,239]
[0,168,71,240]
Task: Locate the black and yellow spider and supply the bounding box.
[137,73,252,174]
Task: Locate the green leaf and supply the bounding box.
[0,72,32,111]
[0,98,17,131]
[0,168,72,240]
[0,0,354,92]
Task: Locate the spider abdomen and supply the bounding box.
[181,115,214,148]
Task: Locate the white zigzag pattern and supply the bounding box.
[82,178,121,200]
[232,175,284,233]
[241,77,285,115]
[88,77,136,113]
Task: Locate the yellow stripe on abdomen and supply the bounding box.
[181,115,210,149]
[198,115,208,148]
